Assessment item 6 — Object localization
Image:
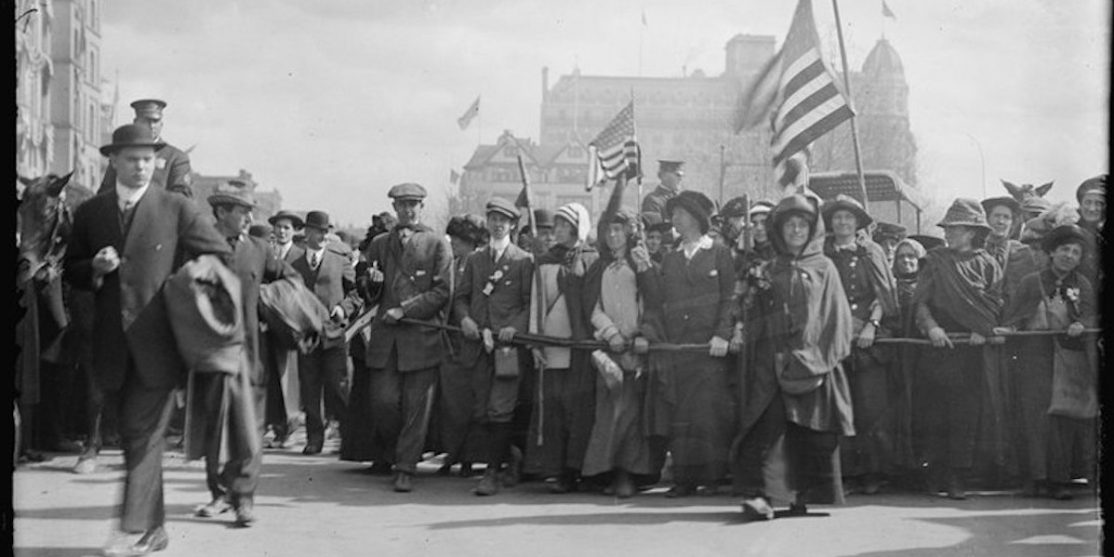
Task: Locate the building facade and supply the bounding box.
[16,0,56,180]
[49,0,107,191]
[460,33,918,212]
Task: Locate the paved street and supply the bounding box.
[13,440,1103,557]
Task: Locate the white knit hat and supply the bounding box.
[555,202,592,243]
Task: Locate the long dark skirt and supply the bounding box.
[916,345,983,475]
[582,370,652,477]
[339,357,379,462]
[840,347,894,477]
[435,355,484,464]
[524,361,596,478]
[659,360,734,486]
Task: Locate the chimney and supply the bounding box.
[541,66,549,104]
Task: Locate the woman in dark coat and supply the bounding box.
[641,190,736,497]
[734,193,855,520]
[912,198,1003,500]
[821,195,898,495]
[996,225,1097,500]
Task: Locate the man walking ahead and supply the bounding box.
[66,124,229,555]
[362,183,453,492]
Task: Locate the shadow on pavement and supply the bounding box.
[14,547,105,557]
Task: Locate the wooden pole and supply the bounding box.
[830,0,870,205]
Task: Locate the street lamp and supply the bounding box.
[960,132,987,198]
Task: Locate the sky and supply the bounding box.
[100,0,1110,228]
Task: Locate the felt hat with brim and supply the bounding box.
[665,190,716,234]
[1075,175,1106,202]
[937,198,991,231]
[821,194,873,229]
[207,179,257,208]
[530,209,555,230]
[873,221,907,241]
[907,234,945,252]
[1041,224,1088,254]
[248,223,272,238]
[388,182,427,201]
[99,124,166,156]
[980,196,1022,216]
[485,197,520,221]
[268,210,305,229]
[447,214,488,246]
[304,211,334,231]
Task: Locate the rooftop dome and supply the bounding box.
[862,38,904,77]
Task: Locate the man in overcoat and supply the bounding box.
[290,210,362,454]
[192,180,300,525]
[99,99,193,198]
[261,210,307,447]
[454,198,534,496]
[361,183,453,492]
[65,124,230,555]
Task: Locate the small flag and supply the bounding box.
[449,169,460,185]
[882,0,896,20]
[586,101,640,190]
[457,96,480,131]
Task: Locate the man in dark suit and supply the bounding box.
[192,180,300,526]
[362,183,453,492]
[65,124,230,555]
[640,160,685,223]
[290,210,361,454]
[454,198,534,496]
[99,99,193,198]
[261,210,307,447]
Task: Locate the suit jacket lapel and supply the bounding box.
[123,190,155,251]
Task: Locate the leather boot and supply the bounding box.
[474,468,500,496]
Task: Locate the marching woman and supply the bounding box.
[641,190,736,497]
[580,209,657,498]
[997,225,1098,500]
[912,198,1003,500]
[734,193,855,520]
[523,203,599,493]
[821,195,898,495]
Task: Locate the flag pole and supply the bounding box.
[830,0,870,205]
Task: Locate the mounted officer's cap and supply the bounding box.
[130,99,167,120]
[657,160,685,176]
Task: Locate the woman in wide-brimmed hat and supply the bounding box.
[821,194,898,495]
[912,198,1004,500]
[734,192,855,521]
[997,224,1097,500]
[642,189,736,497]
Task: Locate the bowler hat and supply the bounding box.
[980,196,1022,216]
[207,179,256,208]
[640,211,669,232]
[665,190,716,234]
[821,194,873,229]
[1075,174,1106,202]
[268,210,305,229]
[1041,224,1088,254]
[657,160,685,176]
[937,198,991,231]
[530,209,555,230]
[304,210,333,231]
[485,197,520,220]
[99,124,166,156]
[388,182,427,201]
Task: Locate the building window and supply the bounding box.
[90,0,97,31]
[90,49,98,83]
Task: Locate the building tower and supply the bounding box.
[50,0,106,190]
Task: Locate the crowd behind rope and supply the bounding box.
[18,114,1105,550]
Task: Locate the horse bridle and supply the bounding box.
[20,191,72,284]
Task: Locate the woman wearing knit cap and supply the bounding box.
[433,215,489,477]
[523,203,600,493]
[641,190,736,497]
[734,192,855,520]
[889,237,927,483]
[912,198,1003,500]
[580,208,657,498]
[996,224,1098,500]
[821,195,899,496]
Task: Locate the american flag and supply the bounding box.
[734,0,853,188]
[586,101,640,190]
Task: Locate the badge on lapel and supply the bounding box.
[709,269,718,277]
[156,157,167,170]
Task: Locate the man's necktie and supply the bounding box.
[120,201,136,232]
[310,252,319,269]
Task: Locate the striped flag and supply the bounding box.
[586,101,640,190]
[882,0,896,20]
[734,0,854,188]
[457,96,480,130]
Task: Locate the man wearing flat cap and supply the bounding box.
[99,99,194,198]
[360,182,453,492]
[290,210,362,455]
[641,160,685,223]
[192,180,300,526]
[454,197,535,496]
[65,124,230,555]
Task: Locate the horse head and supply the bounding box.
[1001,179,1054,202]
[16,171,85,286]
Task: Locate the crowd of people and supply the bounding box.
[14,97,1105,555]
